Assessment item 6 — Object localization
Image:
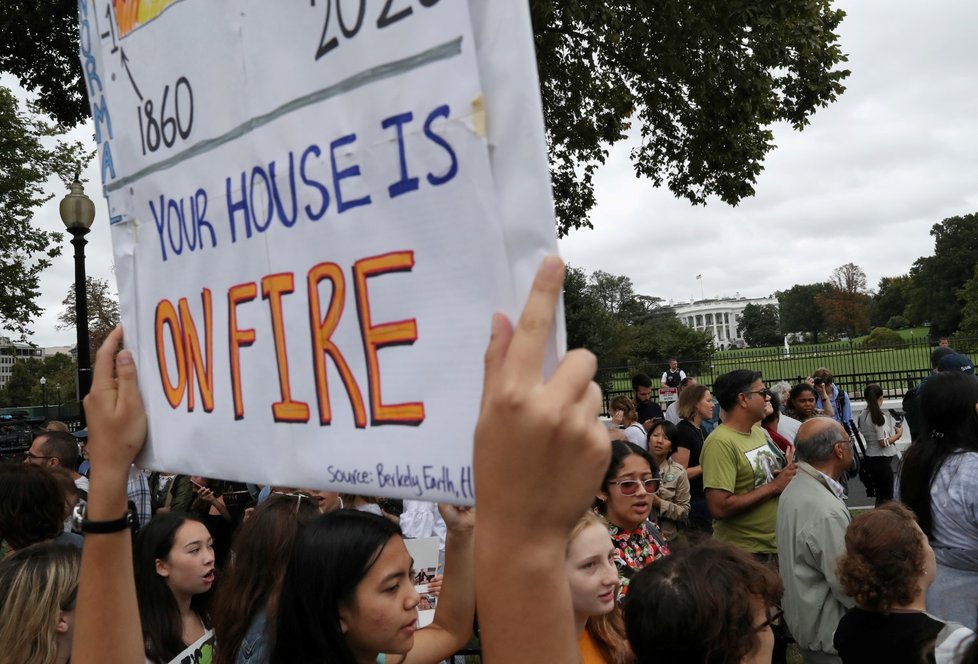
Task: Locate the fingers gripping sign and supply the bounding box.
[474,256,610,537]
[84,326,148,474]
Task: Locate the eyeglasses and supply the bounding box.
[609,478,659,495]
[24,451,59,462]
[755,605,784,631]
[837,438,852,449]
[742,389,768,399]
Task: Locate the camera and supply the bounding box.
[813,377,823,386]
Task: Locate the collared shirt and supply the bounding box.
[128,466,152,527]
[814,468,846,500]
[600,515,671,599]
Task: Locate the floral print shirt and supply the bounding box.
[601,516,671,599]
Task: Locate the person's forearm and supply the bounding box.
[476,536,577,663]
[657,496,690,521]
[706,484,777,519]
[684,465,702,480]
[429,528,475,649]
[821,397,835,418]
[74,465,145,664]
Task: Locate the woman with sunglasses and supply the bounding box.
[594,440,670,599]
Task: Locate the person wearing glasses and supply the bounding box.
[702,370,796,555]
[594,440,670,599]
[26,430,89,496]
[834,503,974,664]
[624,539,783,664]
[776,418,855,664]
[701,370,796,663]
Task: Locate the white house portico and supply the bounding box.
[672,296,777,350]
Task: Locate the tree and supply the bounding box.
[0,352,76,408]
[4,2,850,235]
[870,275,913,327]
[57,276,121,355]
[737,303,781,347]
[531,0,850,234]
[816,262,871,339]
[906,213,978,336]
[778,283,833,343]
[956,264,978,336]
[0,86,91,338]
[562,265,712,370]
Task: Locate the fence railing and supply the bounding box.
[597,336,977,413]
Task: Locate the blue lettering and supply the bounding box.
[424,105,457,186]
[330,133,371,213]
[91,96,113,143]
[167,198,185,256]
[300,145,330,221]
[249,166,274,233]
[270,153,298,227]
[100,142,116,181]
[226,173,251,242]
[150,196,168,262]
[382,112,419,199]
[191,189,217,249]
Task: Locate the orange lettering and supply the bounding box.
[228,283,257,420]
[155,299,186,409]
[307,262,367,427]
[261,273,310,422]
[352,251,424,425]
[178,289,215,413]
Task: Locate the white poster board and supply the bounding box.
[76,0,560,503]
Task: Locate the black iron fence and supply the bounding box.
[598,336,978,413]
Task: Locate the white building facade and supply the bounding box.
[673,296,778,350]
[0,337,44,390]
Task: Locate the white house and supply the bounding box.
[672,295,778,350]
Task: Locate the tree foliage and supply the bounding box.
[57,276,121,355]
[564,265,713,370]
[737,303,781,347]
[0,86,91,338]
[3,2,849,236]
[531,0,850,234]
[907,214,978,337]
[862,326,907,349]
[816,262,871,339]
[870,275,913,328]
[777,282,833,343]
[0,352,76,408]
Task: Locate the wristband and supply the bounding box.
[71,502,134,534]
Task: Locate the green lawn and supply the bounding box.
[599,331,937,395]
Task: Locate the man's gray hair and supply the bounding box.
[795,424,842,463]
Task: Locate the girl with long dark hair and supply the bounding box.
[134,513,216,663]
[213,493,320,664]
[856,383,901,504]
[899,370,978,627]
[271,505,474,664]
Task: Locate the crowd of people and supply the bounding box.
[3,257,978,663]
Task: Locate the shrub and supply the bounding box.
[863,326,908,348]
[886,315,911,330]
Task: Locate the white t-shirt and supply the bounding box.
[624,423,648,450]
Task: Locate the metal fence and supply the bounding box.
[597,336,978,412]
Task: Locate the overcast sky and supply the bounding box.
[9,0,978,347]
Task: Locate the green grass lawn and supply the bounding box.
[600,330,936,395]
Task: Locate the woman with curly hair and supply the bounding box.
[624,539,783,663]
[834,503,973,663]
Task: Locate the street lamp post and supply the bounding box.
[59,178,96,428]
[40,376,47,422]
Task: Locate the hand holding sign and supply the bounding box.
[474,256,610,663]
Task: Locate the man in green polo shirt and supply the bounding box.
[702,369,797,554]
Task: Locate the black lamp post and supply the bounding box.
[40,376,47,421]
[59,179,96,428]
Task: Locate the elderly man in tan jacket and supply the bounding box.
[776,418,855,664]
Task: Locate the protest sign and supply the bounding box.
[76,0,560,503]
